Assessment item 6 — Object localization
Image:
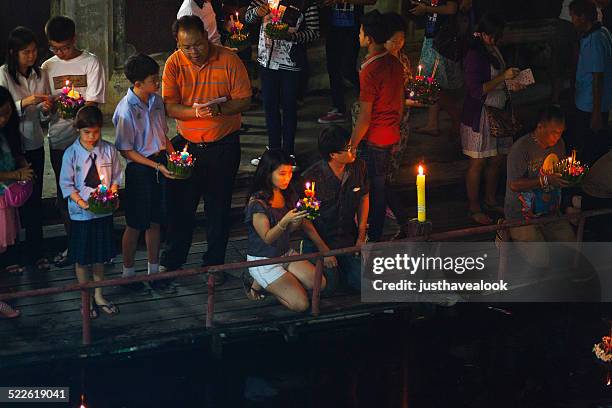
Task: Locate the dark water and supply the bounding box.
[3,304,612,408]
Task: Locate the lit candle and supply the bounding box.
[416,165,426,222]
[235,12,239,24]
[180,145,189,161]
[305,181,313,197]
[98,175,107,194]
[311,181,315,196]
[62,80,70,94]
[571,149,576,164]
[418,65,422,77]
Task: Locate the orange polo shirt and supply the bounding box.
[162,45,252,142]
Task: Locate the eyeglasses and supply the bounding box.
[178,43,206,53]
[49,43,73,54]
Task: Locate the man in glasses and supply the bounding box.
[159,16,251,287]
[42,15,106,267]
[300,125,369,292]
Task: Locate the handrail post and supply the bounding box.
[81,289,91,346]
[311,258,324,316]
[206,271,215,328]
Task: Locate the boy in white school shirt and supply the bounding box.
[42,15,106,266]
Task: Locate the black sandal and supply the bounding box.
[96,302,120,316]
[242,271,265,301]
[80,303,98,319]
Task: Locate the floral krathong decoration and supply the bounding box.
[406,64,440,106]
[594,335,612,363]
[88,175,118,215]
[168,145,195,179]
[227,12,250,51]
[552,150,589,186]
[265,6,289,39]
[296,181,320,220]
[57,80,85,119]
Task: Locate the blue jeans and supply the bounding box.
[302,240,362,292]
[259,66,300,155]
[359,144,393,241]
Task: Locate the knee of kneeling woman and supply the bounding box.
[289,296,310,313]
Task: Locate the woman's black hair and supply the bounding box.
[5,26,41,85]
[470,13,506,70]
[0,86,24,158]
[383,12,407,35]
[247,149,296,206]
[74,105,103,129]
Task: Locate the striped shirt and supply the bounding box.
[245,0,320,71]
[162,45,252,142]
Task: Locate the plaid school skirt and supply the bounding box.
[68,216,116,265]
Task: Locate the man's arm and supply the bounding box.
[591,72,604,131]
[219,97,251,115]
[165,103,198,120]
[301,220,338,268]
[350,100,373,147]
[356,193,369,245]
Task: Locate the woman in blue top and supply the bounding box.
[0,86,34,318]
[244,149,326,312]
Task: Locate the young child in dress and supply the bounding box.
[0,86,34,318]
[60,106,122,318]
[244,149,326,312]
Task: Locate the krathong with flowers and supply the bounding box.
[168,145,195,179]
[87,175,118,215]
[265,6,289,39]
[552,150,588,187]
[594,335,612,364]
[296,181,320,220]
[406,63,440,106]
[57,80,85,119]
[227,12,250,51]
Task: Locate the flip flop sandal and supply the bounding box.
[35,258,51,271]
[80,304,98,320]
[242,271,265,301]
[0,302,20,319]
[96,302,120,316]
[5,265,25,275]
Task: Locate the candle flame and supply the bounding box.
[182,144,188,153]
[65,80,70,86]
[100,174,104,183]
[305,181,311,190]
[418,165,424,176]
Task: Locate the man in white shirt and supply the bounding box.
[177,0,222,45]
[42,15,106,266]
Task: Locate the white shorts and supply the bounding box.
[247,249,298,288]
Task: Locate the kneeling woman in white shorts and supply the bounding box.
[245,150,326,312]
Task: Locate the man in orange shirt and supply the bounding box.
[160,15,251,288]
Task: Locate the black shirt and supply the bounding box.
[301,159,369,249]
